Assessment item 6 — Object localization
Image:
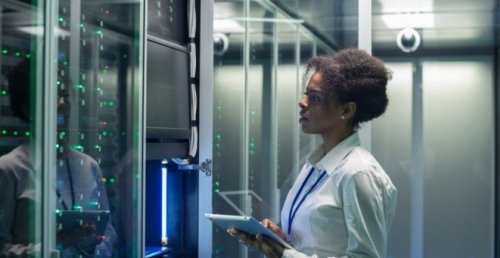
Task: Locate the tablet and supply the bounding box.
[205,213,292,249]
[56,210,110,236]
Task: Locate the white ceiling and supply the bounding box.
[213,0,499,55]
[372,0,498,53]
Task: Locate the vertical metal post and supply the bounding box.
[270,15,279,223]
[198,0,214,257]
[411,61,424,258]
[139,1,147,257]
[357,0,372,150]
[240,2,250,257]
[293,24,301,184]
[42,0,58,256]
[68,0,81,146]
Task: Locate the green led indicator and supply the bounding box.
[15,52,20,57]
[72,144,83,151]
[214,189,220,193]
[63,60,68,66]
[102,101,114,107]
[1,129,7,135]
[2,49,8,54]
[24,131,30,136]
[214,181,220,186]
[0,89,8,96]
[135,173,141,179]
[101,131,108,137]
[72,205,82,211]
[250,143,255,148]
[95,29,103,35]
[76,84,84,89]
[80,23,84,28]
[215,143,220,149]
[249,150,255,155]
[12,131,18,136]
[88,201,99,206]
[25,54,30,58]
[58,17,64,22]
[109,178,115,184]
[215,134,221,141]
[55,209,62,215]
[101,69,109,74]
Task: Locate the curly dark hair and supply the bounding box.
[305,48,391,127]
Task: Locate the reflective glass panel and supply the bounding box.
[372,59,495,257]
[212,0,339,257]
[53,1,143,257]
[0,1,44,257]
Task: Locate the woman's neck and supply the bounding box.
[321,128,354,154]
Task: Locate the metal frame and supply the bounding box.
[198,0,214,257]
[358,0,372,150]
[42,1,58,256]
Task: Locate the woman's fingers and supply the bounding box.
[261,218,287,241]
[228,228,258,248]
[256,234,284,258]
[227,227,285,258]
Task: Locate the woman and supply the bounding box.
[229,48,397,258]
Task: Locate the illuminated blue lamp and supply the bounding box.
[161,159,168,246]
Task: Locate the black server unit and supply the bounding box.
[144,0,198,258]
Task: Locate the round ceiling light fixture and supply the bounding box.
[396,27,421,53]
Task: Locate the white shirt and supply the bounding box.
[281,132,397,258]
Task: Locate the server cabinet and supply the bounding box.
[0,1,144,257]
[144,0,201,257]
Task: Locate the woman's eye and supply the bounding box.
[303,90,322,103]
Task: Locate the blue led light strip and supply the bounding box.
[161,159,168,246]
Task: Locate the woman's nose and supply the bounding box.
[298,95,307,109]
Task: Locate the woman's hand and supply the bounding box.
[227,227,285,258]
[261,219,287,241]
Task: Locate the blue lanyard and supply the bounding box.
[287,167,327,235]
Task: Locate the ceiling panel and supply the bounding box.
[373,0,498,54]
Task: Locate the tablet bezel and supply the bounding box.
[204,213,292,249]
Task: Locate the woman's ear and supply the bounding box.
[341,102,356,120]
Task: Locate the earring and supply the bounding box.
[341,115,345,120]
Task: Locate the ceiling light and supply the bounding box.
[382,12,434,29]
[213,19,245,33]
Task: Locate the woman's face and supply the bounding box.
[298,71,344,135]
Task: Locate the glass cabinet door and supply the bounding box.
[0,1,144,257]
[211,0,342,257]
[0,1,45,257]
[51,1,144,257]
